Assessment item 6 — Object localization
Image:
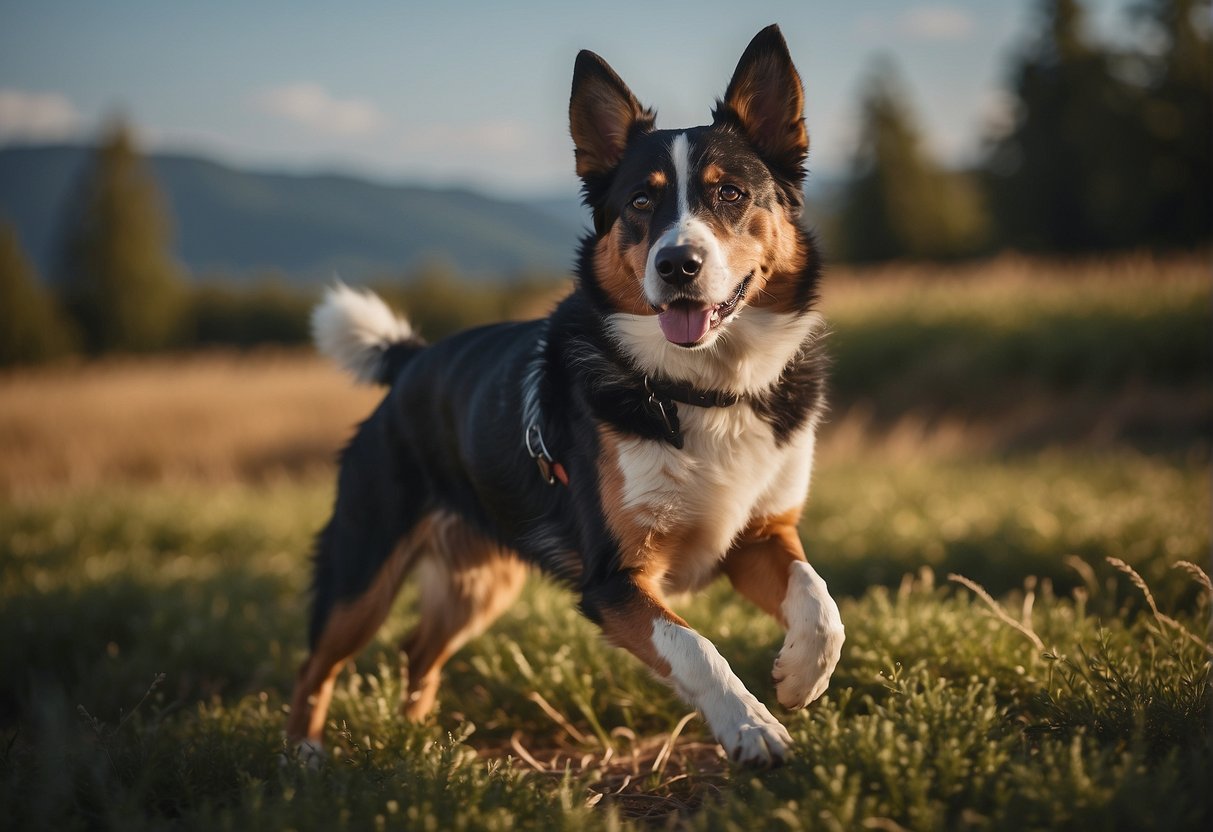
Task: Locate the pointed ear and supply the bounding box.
[713,25,808,179]
[569,50,655,180]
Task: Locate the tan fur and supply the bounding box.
[721,509,806,627]
[595,581,687,678]
[400,520,527,720]
[596,425,667,574]
[595,433,811,679]
[286,513,526,742]
[711,206,807,314]
[594,231,655,316]
[702,163,725,185]
[286,530,421,741]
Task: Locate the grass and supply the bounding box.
[0,453,1208,829]
[0,253,1209,828]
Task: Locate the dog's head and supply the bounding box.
[570,25,810,350]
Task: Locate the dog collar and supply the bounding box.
[643,375,741,409]
[638,375,744,451]
[522,326,747,484]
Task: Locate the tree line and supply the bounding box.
[837,0,1209,261]
[0,124,562,365]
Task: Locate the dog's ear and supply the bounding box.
[713,25,808,183]
[570,50,655,181]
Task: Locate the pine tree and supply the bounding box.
[0,223,75,365]
[1132,0,1212,245]
[838,58,987,262]
[984,0,1147,251]
[58,121,185,353]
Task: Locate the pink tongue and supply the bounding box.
[658,304,713,345]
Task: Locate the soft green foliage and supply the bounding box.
[174,267,564,350]
[58,122,187,353]
[838,59,989,262]
[1,452,1208,829]
[188,278,315,347]
[374,261,565,342]
[0,222,74,365]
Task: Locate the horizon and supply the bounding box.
[1,1,1142,200]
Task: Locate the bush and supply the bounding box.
[187,279,313,347]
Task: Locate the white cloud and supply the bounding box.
[901,6,974,41]
[254,84,383,137]
[0,89,82,140]
[856,6,975,41]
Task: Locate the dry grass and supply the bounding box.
[0,349,979,497]
[0,350,378,498]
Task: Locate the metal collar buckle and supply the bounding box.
[525,422,566,486]
[643,375,676,437]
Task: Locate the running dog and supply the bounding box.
[287,24,843,767]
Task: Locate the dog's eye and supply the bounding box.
[718,184,743,203]
[630,193,652,211]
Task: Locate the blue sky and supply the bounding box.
[0,1,1139,198]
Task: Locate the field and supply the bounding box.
[1,255,1210,829]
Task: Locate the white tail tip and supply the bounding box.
[311,282,413,384]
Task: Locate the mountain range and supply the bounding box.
[0,144,841,284]
[0,145,591,282]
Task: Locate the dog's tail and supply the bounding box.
[311,282,426,386]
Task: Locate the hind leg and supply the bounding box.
[286,528,422,744]
[398,516,527,721]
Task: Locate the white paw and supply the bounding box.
[774,562,845,710]
[714,697,794,767]
[651,619,794,767]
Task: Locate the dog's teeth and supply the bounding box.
[711,310,720,323]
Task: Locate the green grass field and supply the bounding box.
[1,255,1210,829]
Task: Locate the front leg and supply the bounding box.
[582,572,793,766]
[723,515,845,709]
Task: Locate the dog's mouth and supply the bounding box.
[654,274,753,348]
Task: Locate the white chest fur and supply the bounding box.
[612,405,817,593]
[604,308,824,593]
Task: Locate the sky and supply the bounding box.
[0,1,1141,199]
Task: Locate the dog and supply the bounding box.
[286,24,844,767]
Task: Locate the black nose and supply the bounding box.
[655,245,704,285]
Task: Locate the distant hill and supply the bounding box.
[0,145,588,282]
